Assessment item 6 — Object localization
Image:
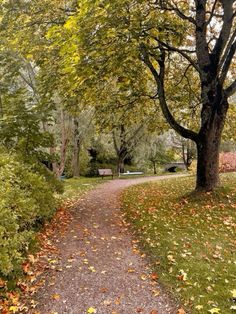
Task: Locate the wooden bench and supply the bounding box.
[98,169,114,179]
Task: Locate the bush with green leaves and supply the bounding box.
[0,152,57,278]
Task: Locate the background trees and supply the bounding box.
[0,0,235,186]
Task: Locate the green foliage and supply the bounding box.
[33,163,64,194]
[0,152,57,278]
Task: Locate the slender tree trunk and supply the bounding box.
[181,142,188,170]
[50,110,70,177]
[153,161,157,174]
[72,118,81,177]
[72,143,81,177]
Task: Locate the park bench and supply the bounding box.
[121,171,143,176]
[98,168,114,179]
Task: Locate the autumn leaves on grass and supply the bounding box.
[121,174,236,314]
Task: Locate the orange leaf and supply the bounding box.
[150,272,158,280]
[51,294,60,301]
[0,279,6,288]
[22,262,30,274]
[178,309,186,314]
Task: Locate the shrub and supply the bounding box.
[33,163,64,194]
[0,152,56,278]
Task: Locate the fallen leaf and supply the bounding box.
[231,289,236,299]
[127,268,136,273]
[100,287,108,293]
[115,297,121,305]
[208,308,221,314]
[177,309,186,314]
[22,262,30,274]
[103,300,111,306]
[87,307,97,313]
[51,294,60,301]
[150,272,158,280]
[150,310,158,314]
[9,306,19,313]
[152,289,160,297]
[0,279,6,288]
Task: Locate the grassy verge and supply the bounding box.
[121,174,236,314]
[119,171,187,179]
[61,176,107,200]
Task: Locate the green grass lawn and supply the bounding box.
[118,170,187,179]
[61,176,106,200]
[121,173,236,314]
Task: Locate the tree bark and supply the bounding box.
[196,137,220,191]
[195,98,228,191]
[153,161,157,174]
[117,157,125,174]
[72,139,81,177]
[72,117,81,177]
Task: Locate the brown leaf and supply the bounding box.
[150,310,158,314]
[100,287,108,293]
[177,309,186,314]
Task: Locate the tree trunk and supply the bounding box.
[196,116,225,191]
[72,140,81,177]
[72,118,81,177]
[196,139,220,191]
[153,161,157,174]
[117,157,125,174]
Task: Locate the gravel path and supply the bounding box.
[33,175,185,314]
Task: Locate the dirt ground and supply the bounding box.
[32,175,185,314]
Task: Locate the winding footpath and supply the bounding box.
[33,175,186,314]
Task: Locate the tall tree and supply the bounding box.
[72,0,235,191]
[140,0,236,190]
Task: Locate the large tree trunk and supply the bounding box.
[196,98,228,191]
[196,134,220,191]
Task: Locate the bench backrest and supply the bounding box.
[98,169,113,175]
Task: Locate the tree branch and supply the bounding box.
[211,0,235,66]
[220,39,236,84]
[206,0,218,26]
[140,43,198,142]
[153,38,199,72]
[155,0,196,25]
[219,28,236,70]
[225,79,236,98]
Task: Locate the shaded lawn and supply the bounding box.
[121,174,236,314]
[61,176,105,200]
